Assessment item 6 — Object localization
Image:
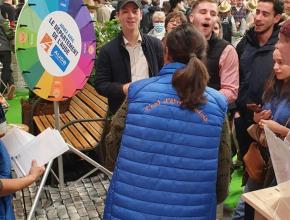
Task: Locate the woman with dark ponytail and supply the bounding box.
[103,23,231,220]
[169,23,209,110]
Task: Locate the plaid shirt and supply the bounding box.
[231,6,247,24]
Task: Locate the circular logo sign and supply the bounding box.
[37,11,81,77]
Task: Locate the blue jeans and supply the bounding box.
[232,178,262,220]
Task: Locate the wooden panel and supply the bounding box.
[32,83,108,151]
[38,115,54,129]
[69,100,104,135]
[77,91,107,117]
[84,83,108,103]
[61,113,91,150]
[46,114,79,148]
[69,105,103,141]
[70,96,98,119]
[64,111,96,149]
[81,87,108,111]
[33,116,47,132]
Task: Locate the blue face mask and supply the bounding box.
[153,22,165,33]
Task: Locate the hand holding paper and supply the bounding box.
[260,120,289,137]
[29,160,45,181]
[1,127,69,177]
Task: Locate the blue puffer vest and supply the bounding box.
[104,62,228,220]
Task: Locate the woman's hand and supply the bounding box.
[253,110,272,123]
[259,119,289,137]
[0,160,45,197]
[28,160,45,181]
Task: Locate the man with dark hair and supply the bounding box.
[233,0,283,219]
[189,0,239,104]
[169,0,186,13]
[0,0,15,24]
[235,0,283,160]
[94,0,164,115]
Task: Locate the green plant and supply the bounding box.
[95,19,121,55]
[88,19,120,85]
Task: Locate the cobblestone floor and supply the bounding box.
[13,173,110,220]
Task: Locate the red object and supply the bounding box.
[9,20,14,28]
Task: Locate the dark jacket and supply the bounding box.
[207,33,229,91]
[221,16,233,43]
[15,3,24,21]
[94,32,164,114]
[0,15,11,51]
[236,26,279,120]
[0,3,15,21]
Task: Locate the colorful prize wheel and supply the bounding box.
[15,0,96,101]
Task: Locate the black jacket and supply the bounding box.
[236,26,279,119]
[94,32,164,114]
[0,3,15,21]
[207,33,229,91]
[0,14,11,51]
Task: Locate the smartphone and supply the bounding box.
[246,103,263,113]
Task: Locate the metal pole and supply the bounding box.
[54,101,64,189]
[27,160,54,220]
[27,102,111,219]
[68,144,112,177]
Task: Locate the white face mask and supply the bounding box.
[153,22,165,33]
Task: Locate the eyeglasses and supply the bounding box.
[168,19,183,25]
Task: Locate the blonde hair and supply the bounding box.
[152,11,166,22]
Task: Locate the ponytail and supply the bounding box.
[172,54,209,110]
[166,23,209,110]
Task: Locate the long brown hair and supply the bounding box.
[263,71,290,103]
[167,23,209,110]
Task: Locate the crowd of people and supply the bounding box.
[1,0,290,219]
[0,0,19,100]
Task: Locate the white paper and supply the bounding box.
[265,126,290,184]
[1,127,69,177]
[1,127,34,156]
[285,131,290,145]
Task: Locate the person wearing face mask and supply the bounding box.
[148,11,166,40]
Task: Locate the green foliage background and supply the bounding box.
[88,19,120,85]
[95,19,121,54]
